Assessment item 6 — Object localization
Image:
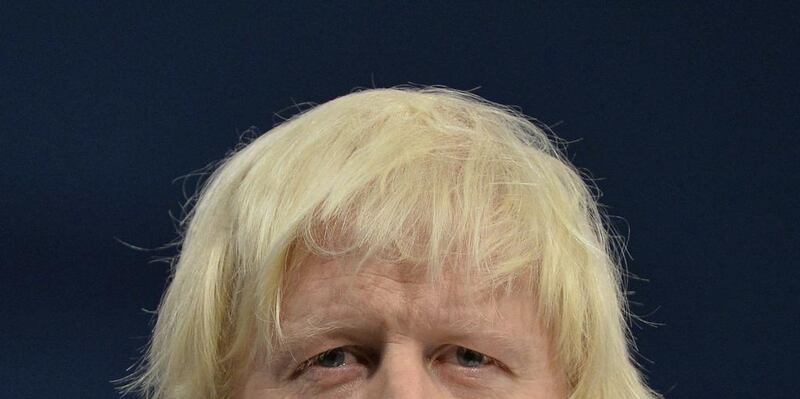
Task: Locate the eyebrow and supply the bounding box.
[265,318,383,377]
[277,317,385,355]
[269,314,530,373]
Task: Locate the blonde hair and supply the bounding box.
[118,85,657,398]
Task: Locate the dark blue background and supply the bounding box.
[2,2,798,398]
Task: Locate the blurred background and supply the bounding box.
[2,1,798,397]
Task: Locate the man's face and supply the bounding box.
[239,256,567,398]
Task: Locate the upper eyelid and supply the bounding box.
[302,346,373,368]
[292,344,507,376]
[337,346,375,364]
[301,344,496,362]
[431,344,491,360]
[434,345,514,375]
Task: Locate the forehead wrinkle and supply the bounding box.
[280,257,535,345]
[413,299,510,338]
[291,262,423,320]
[279,304,506,351]
[280,310,381,346]
[342,270,503,334]
[275,303,385,368]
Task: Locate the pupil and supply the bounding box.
[318,348,346,367]
[456,347,485,368]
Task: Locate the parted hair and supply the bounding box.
[118,85,657,398]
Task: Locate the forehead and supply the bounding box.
[280,255,538,335]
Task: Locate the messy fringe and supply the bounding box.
[116,84,658,398]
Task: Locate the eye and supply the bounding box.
[292,346,371,379]
[312,347,348,368]
[433,345,511,387]
[436,345,497,369]
[455,347,490,368]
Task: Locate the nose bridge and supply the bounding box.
[371,341,443,399]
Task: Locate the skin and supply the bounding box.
[239,256,568,398]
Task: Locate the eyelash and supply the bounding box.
[291,346,371,377]
[435,345,497,369]
[292,345,502,377]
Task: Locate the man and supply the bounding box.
[120,86,657,398]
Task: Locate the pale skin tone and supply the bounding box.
[239,256,568,398]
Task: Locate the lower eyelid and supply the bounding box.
[436,346,493,366]
[300,362,370,387]
[436,358,497,373]
[433,364,501,391]
[293,348,370,379]
[433,348,514,382]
